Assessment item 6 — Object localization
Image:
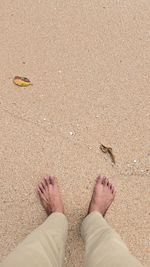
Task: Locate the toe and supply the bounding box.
[38,188,47,203]
[101,176,105,185]
[41,181,46,191]
[111,185,116,195]
[106,178,110,186]
[113,187,117,195]
[109,183,114,194]
[43,177,47,188]
[49,176,56,186]
[38,187,43,196]
[101,176,106,184]
[96,176,103,184]
[109,183,112,190]
[38,183,44,193]
[112,185,114,192]
[38,187,42,197]
[44,176,50,186]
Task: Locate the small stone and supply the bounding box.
[95,115,99,118]
[43,118,46,121]
[69,131,73,135]
[133,160,137,163]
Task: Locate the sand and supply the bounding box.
[0,0,150,266]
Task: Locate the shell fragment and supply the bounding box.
[13,76,32,87]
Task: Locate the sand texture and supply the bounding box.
[0,1,150,266]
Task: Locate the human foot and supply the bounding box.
[88,176,116,216]
[38,176,64,215]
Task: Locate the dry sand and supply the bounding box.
[0,0,150,266]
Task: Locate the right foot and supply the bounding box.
[88,176,116,216]
[38,176,64,216]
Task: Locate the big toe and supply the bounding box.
[96,176,104,184]
[103,176,109,186]
[49,176,58,188]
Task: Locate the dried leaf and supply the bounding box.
[100,144,115,164]
[13,76,32,87]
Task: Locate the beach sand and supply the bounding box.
[0,0,150,266]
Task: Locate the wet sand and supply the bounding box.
[0,1,150,266]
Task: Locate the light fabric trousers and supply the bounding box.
[1,211,143,267]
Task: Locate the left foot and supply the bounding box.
[38,176,64,215]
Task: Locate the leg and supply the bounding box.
[1,176,68,267]
[81,176,143,267]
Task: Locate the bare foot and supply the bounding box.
[88,176,116,216]
[38,176,64,215]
